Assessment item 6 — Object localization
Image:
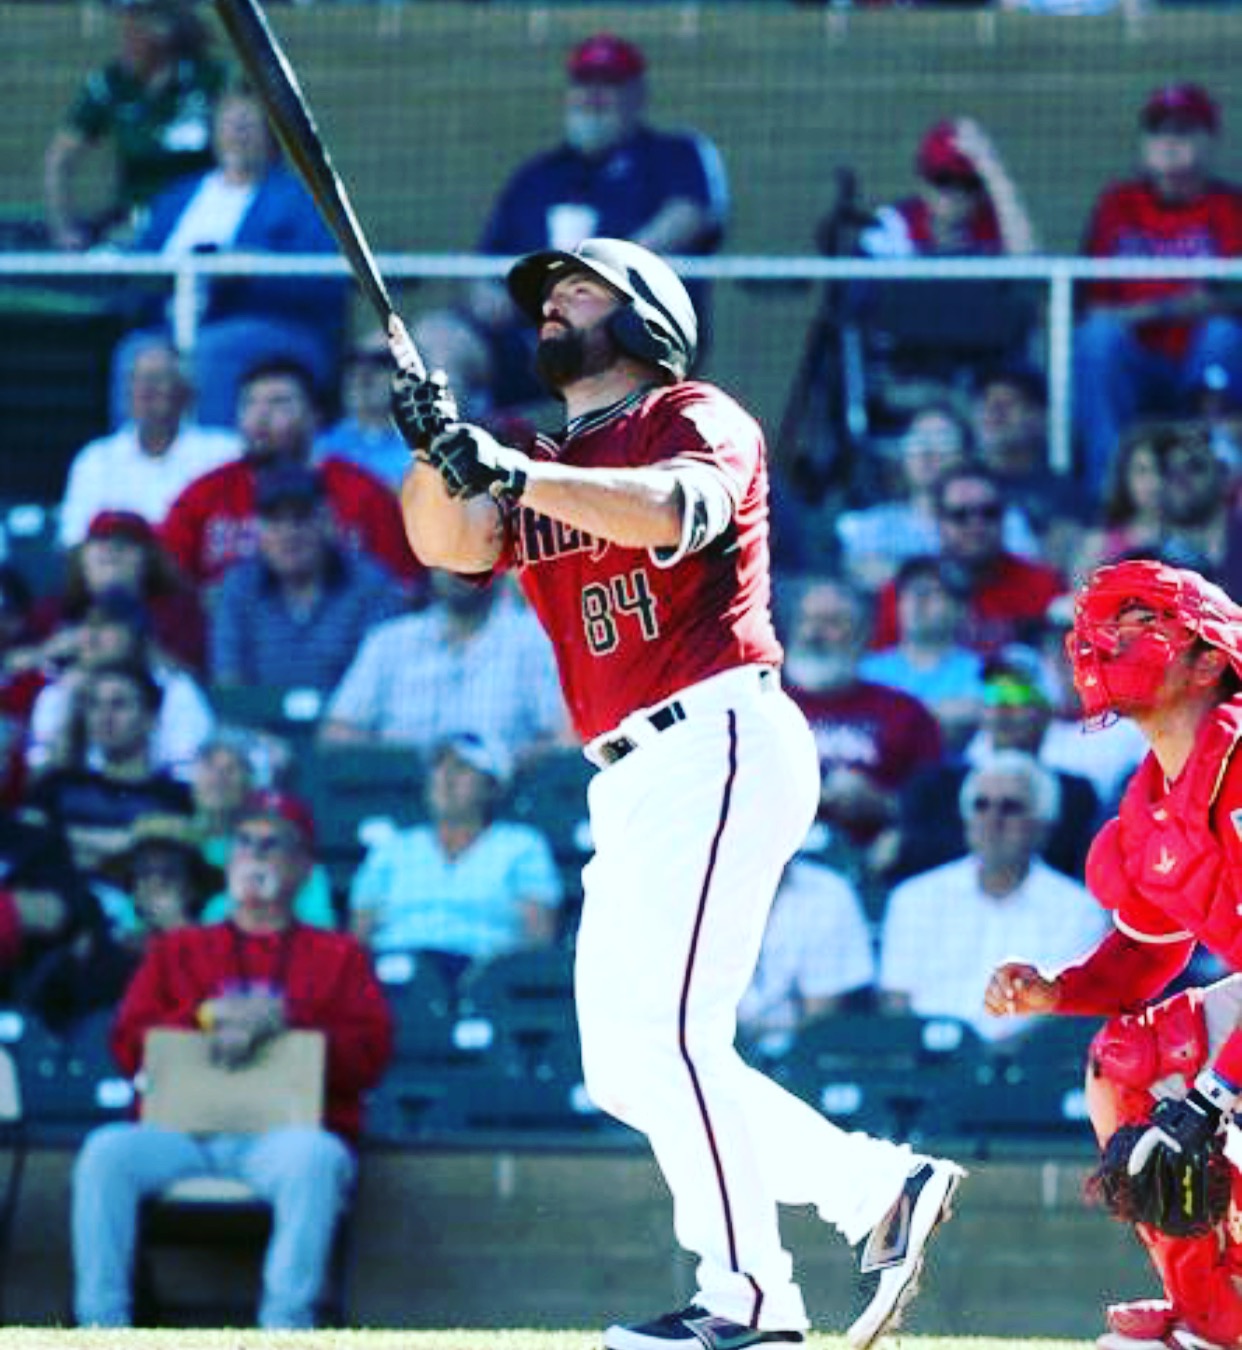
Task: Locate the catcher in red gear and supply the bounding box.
[986,559,1242,1350]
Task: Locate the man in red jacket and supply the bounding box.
[70,790,393,1329]
[987,560,1242,1350]
[1074,83,1242,497]
[161,358,422,590]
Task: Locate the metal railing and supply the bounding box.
[3,250,1241,473]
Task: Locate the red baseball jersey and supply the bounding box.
[161,455,422,586]
[498,382,783,741]
[1083,176,1242,361]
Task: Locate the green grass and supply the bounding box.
[0,1336,1090,1350]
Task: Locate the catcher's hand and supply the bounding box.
[427,425,531,502]
[391,368,459,453]
[1087,1106,1232,1239]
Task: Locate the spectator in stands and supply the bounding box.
[1072,421,1170,573]
[879,751,1105,1041]
[891,644,1100,883]
[191,743,335,929]
[1074,83,1242,496]
[859,555,986,753]
[871,464,1065,653]
[319,571,567,766]
[113,85,347,428]
[0,566,45,806]
[59,339,239,549]
[835,403,973,592]
[426,32,728,409]
[70,791,392,1329]
[21,812,220,1032]
[0,807,101,1007]
[26,588,214,782]
[349,733,560,977]
[970,363,1086,571]
[26,660,193,878]
[1157,421,1232,575]
[161,358,420,588]
[43,0,227,251]
[859,117,1038,258]
[208,464,407,695]
[314,334,411,491]
[737,855,875,1063]
[783,577,943,877]
[835,401,1037,590]
[50,509,208,675]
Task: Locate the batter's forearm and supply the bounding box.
[399,460,504,572]
[521,461,684,550]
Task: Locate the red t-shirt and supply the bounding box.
[872,552,1064,654]
[161,455,422,587]
[499,383,783,742]
[1082,176,1242,361]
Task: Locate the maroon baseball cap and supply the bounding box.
[1141,83,1220,134]
[916,121,980,183]
[237,790,317,850]
[566,33,646,85]
[87,510,156,544]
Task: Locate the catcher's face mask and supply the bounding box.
[1067,560,1242,723]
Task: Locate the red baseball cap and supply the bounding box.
[1141,83,1220,134]
[916,121,980,183]
[238,790,317,850]
[87,510,156,544]
[566,33,646,85]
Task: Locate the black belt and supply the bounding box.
[595,700,687,766]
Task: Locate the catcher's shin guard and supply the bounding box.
[1141,1224,1242,1348]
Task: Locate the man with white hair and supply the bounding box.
[880,749,1105,1040]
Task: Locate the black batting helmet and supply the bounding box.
[506,237,698,383]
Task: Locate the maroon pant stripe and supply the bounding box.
[677,711,742,1277]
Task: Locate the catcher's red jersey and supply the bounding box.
[498,382,782,741]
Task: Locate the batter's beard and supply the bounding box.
[534,323,618,392]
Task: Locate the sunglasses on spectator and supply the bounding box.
[233,829,292,857]
[941,501,1003,524]
[967,795,1030,818]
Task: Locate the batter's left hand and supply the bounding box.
[429,425,531,502]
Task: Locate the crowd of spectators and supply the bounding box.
[7,7,1242,1327]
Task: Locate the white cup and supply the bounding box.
[547,204,599,252]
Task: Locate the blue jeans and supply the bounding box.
[72,1123,355,1328]
[111,317,338,429]
[1073,311,1242,497]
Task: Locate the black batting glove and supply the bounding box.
[391,368,459,454]
[428,425,531,502]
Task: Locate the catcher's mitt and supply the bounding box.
[1086,1122,1232,1238]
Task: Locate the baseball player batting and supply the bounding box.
[389,238,964,1350]
[987,560,1242,1350]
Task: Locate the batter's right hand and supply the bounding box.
[391,367,459,454]
[984,961,1061,1017]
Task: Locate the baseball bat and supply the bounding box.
[212,0,426,378]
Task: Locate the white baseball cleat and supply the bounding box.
[602,1305,803,1350]
[846,1158,966,1350]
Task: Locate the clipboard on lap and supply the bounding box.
[140,1028,326,1133]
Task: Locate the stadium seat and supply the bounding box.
[298,744,427,866]
[454,946,579,1078]
[774,1013,983,1144]
[134,1178,355,1328]
[14,1008,134,1148]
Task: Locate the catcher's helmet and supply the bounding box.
[507,237,698,382]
